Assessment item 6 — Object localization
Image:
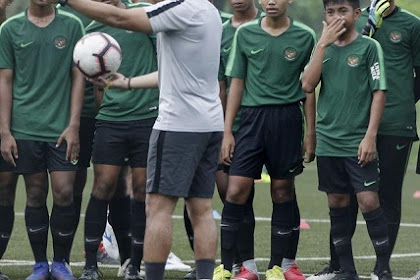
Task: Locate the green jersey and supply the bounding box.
[316,35,387,157]
[226,17,316,107]
[220,11,232,23]
[57,5,97,119]
[218,10,263,131]
[356,8,420,138]
[86,2,159,122]
[0,9,85,142]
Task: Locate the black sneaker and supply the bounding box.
[125,264,143,280]
[0,271,10,280]
[330,271,359,280]
[184,267,196,279]
[79,266,102,280]
[377,271,393,280]
[307,265,340,280]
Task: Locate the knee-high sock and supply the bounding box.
[25,205,49,263]
[0,205,14,259]
[84,195,108,268]
[109,195,131,265]
[183,204,194,252]
[130,200,146,270]
[50,203,76,262]
[237,186,255,263]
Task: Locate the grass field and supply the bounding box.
[1,155,419,279]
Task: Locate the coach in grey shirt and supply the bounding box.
[58,0,224,279]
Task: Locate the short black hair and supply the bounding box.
[323,0,360,9]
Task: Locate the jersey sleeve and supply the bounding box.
[225,29,246,79]
[144,0,193,33]
[366,38,387,92]
[0,24,14,69]
[411,17,420,67]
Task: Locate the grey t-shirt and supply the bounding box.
[145,0,224,132]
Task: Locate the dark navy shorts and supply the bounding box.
[78,117,96,168]
[229,104,304,180]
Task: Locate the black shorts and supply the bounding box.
[317,156,380,194]
[92,118,156,168]
[14,140,78,174]
[229,104,304,180]
[147,130,223,198]
[0,142,14,172]
[78,117,96,168]
[377,134,413,191]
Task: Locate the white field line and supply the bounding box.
[13,213,420,228]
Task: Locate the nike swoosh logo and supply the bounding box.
[58,231,74,237]
[85,238,100,243]
[250,48,264,55]
[28,226,47,233]
[277,229,293,235]
[20,41,34,48]
[323,58,331,64]
[375,240,388,246]
[364,180,377,187]
[0,234,11,239]
[333,238,343,245]
[133,239,143,245]
[220,223,230,227]
[396,144,408,151]
[222,47,231,53]
[289,166,299,173]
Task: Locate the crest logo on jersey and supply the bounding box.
[54,36,67,49]
[389,31,402,43]
[284,47,298,61]
[347,55,360,67]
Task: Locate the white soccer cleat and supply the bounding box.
[165,252,192,271]
[306,266,338,280]
[118,258,131,277]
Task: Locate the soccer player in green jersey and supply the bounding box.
[0,2,17,280]
[302,0,392,280]
[309,2,420,280]
[217,0,316,279]
[0,0,85,279]
[76,1,158,280]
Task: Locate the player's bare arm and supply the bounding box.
[0,69,17,166]
[91,71,158,89]
[302,91,316,163]
[59,0,152,33]
[358,90,385,167]
[56,67,85,162]
[220,77,244,165]
[302,17,346,93]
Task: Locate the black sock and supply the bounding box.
[84,195,109,268]
[196,259,215,279]
[67,195,83,263]
[269,200,295,269]
[130,200,146,270]
[285,196,300,260]
[237,186,255,262]
[109,195,131,265]
[183,204,194,252]
[330,207,356,274]
[221,201,245,272]
[50,203,76,262]
[25,205,49,262]
[363,207,391,273]
[145,262,165,280]
[0,205,14,259]
[330,196,358,271]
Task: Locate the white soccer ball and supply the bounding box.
[73,32,122,79]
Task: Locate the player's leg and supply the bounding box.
[71,117,96,258]
[14,141,50,280]
[47,141,79,280]
[264,104,304,280]
[217,107,264,279]
[0,164,18,280]
[376,135,412,254]
[317,157,358,280]
[346,157,392,280]
[185,131,222,280]
[80,121,126,280]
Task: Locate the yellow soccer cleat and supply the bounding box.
[213,264,232,280]
[266,265,286,280]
